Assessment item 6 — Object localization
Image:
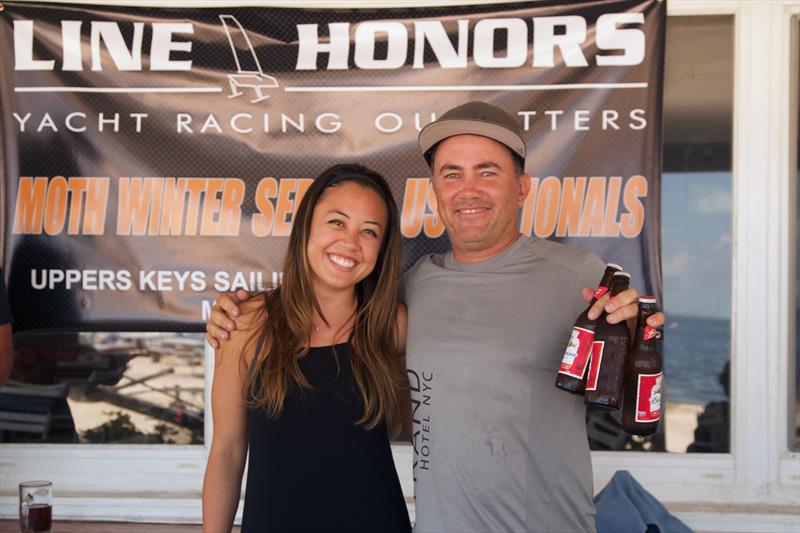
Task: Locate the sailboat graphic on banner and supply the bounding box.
[219,15,279,103]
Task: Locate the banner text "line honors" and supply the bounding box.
[296,14,645,70]
[13,21,193,71]
[13,13,645,73]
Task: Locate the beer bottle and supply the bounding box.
[555,263,623,394]
[585,271,631,409]
[622,297,663,435]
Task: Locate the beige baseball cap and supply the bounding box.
[418,101,527,167]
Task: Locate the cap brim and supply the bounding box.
[419,119,526,162]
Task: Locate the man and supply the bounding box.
[207,101,664,532]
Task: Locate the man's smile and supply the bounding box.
[455,207,491,215]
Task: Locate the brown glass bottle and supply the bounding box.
[622,297,663,435]
[584,272,631,410]
[555,263,623,394]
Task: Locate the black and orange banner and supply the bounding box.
[0,0,664,331]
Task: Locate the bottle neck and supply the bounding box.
[609,279,629,298]
[592,268,621,303]
[632,307,658,351]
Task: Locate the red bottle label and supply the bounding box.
[635,372,663,422]
[584,341,605,391]
[593,286,609,299]
[643,325,659,341]
[558,327,594,378]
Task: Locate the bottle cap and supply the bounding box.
[612,271,631,279]
[606,262,623,271]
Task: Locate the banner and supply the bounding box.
[0,0,664,331]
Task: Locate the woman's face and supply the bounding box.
[306,181,389,295]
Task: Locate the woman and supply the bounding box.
[202,164,410,532]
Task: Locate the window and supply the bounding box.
[657,15,733,455]
[586,15,734,454]
[2,331,204,445]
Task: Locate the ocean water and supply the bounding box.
[662,314,730,405]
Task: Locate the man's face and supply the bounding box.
[430,134,530,262]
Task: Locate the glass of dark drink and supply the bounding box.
[19,480,52,533]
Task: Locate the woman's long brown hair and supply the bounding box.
[245,164,406,436]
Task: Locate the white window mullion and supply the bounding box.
[732,1,800,502]
[731,1,783,496]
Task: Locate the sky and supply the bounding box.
[661,171,732,320]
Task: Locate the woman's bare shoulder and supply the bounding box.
[232,294,269,333]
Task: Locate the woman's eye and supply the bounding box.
[363,229,378,238]
[328,219,343,227]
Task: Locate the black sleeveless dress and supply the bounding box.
[241,343,411,533]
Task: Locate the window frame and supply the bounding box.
[591,0,800,520]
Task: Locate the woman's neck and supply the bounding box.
[309,288,357,345]
[315,287,357,320]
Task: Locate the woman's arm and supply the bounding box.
[202,308,259,531]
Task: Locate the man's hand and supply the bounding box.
[581,287,665,329]
[206,289,252,349]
